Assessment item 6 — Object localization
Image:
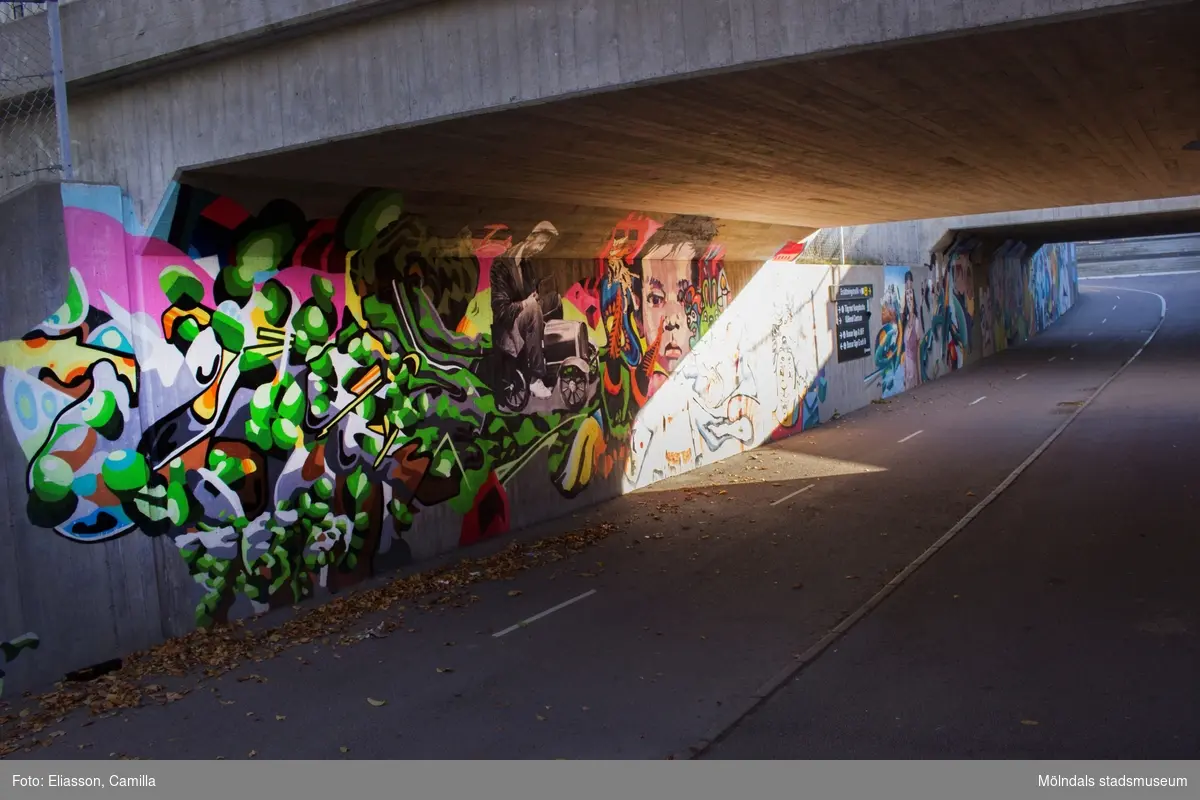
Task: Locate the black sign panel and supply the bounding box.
[834,285,873,363]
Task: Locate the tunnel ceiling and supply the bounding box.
[198,2,1200,229]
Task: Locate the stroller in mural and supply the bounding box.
[497,292,598,413]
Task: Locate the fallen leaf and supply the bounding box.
[219,699,236,706]
[275,715,286,721]
[48,731,65,738]
[339,746,349,754]
[792,583,805,590]
[367,698,387,707]
[966,491,976,497]
[165,692,185,703]
[507,590,522,597]
[436,667,454,674]
[536,714,546,721]
[248,750,258,758]
[581,706,590,711]
[1020,719,1040,726]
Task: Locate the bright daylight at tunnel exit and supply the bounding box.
[0,0,1198,794]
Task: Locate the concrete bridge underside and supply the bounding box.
[4,0,1197,228]
[187,1,1200,230]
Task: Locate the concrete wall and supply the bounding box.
[1078,234,1200,261]
[0,182,197,699]
[793,195,1200,267]
[0,180,1078,696]
[0,181,71,695]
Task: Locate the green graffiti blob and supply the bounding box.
[0,633,40,698]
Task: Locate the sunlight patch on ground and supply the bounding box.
[633,448,887,493]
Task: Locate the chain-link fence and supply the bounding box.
[1,1,72,198]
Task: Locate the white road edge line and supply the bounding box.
[679,285,1169,761]
[968,396,987,406]
[492,590,598,638]
[770,483,816,507]
[1080,269,1200,280]
[897,430,924,443]
[1015,373,1028,380]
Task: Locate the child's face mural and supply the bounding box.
[640,244,696,378]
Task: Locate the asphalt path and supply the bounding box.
[708,273,1198,758]
[2,272,1189,760]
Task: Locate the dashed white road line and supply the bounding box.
[1071,343,1079,349]
[493,590,597,638]
[1102,318,1107,324]
[770,483,816,507]
[968,396,987,406]
[1088,332,1094,336]
[1112,305,1118,311]
[1015,373,1028,381]
[897,430,924,443]
[1048,356,1057,362]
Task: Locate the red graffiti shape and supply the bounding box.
[459,472,511,547]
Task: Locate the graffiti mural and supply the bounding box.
[1032,242,1078,331]
[0,180,1079,653]
[979,285,996,358]
[878,266,930,399]
[871,237,1078,401]
[0,185,814,627]
[623,261,833,490]
[982,240,1076,354]
[944,247,975,371]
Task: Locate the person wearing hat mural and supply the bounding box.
[490,221,561,400]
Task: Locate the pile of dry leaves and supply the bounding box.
[0,522,619,756]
